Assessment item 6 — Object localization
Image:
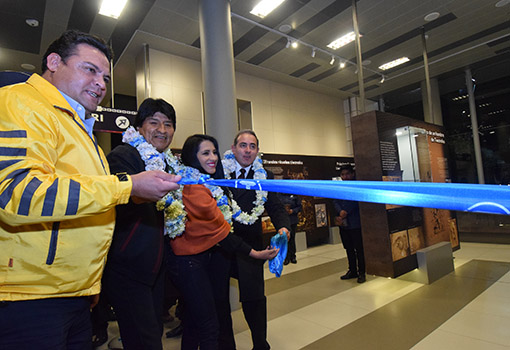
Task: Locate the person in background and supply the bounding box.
[333,164,366,284]
[0,30,180,350]
[167,134,278,350]
[278,191,302,265]
[102,98,177,350]
[210,130,290,350]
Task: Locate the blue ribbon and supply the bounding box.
[179,178,510,215]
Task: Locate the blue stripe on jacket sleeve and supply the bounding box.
[0,159,21,170]
[65,180,80,216]
[0,168,29,209]
[0,147,26,156]
[42,178,58,216]
[0,130,27,138]
[17,177,42,215]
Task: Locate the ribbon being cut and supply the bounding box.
[204,179,510,215]
[178,177,510,277]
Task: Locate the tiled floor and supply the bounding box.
[99,242,510,349]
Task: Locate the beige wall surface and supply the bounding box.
[145,48,347,156]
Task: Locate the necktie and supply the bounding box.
[239,168,246,179]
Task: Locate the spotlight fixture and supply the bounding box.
[378,57,410,71]
[291,40,298,48]
[330,56,335,65]
[311,49,316,58]
[339,61,346,69]
[380,76,385,84]
[285,38,291,48]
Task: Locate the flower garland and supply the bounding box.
[222,150,268,225]
[122,126,232,238]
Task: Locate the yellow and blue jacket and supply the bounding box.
[0,74,132,301]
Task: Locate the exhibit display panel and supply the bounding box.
[260,153,354,247]
[351,111,459,278]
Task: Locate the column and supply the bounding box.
[198,0,238,153]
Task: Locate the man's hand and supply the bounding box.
[130,171,181,202]
[278,227,290,240]
[249,246,279,260]
[339,210,348,218]
[89,294,99,310]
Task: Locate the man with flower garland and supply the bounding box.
[103,97,177,350]
[210,130,290,350]
[0,30,180,350]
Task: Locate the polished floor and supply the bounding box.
[100,241,510,349]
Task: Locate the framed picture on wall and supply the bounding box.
[315,203,327,228]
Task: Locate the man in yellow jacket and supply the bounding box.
[0,30,180,349]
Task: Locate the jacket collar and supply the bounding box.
[26,73,77,118]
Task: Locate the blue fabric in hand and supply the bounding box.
[268,233,288,278]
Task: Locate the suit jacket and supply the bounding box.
[228,168,289,300]
[230,169,290,249]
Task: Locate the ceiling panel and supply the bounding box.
[0,0,508,104]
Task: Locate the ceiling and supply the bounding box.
[1,0,509,106]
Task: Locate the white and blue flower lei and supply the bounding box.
[222,150,268,225]
[122,127,232,238]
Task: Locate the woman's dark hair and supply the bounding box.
[181,134,225,179]
[42,29,113,73]
[134,98,176,129]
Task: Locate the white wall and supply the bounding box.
[146,48,348,156]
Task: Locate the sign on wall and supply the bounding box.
[92,106,137,133]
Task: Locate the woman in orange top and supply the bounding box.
[166,134,278,350]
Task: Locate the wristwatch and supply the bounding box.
[115,172,129,182]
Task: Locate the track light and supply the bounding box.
[311,48,316,58]
[380,76,385,84]
[340,61,346,69]
[285,38,290,48]
[291,40,298,48]
[330,56,335,65]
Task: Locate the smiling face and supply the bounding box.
[231,132,259,168]
[197,140,218,175]
[137,112,175,152]
[44,43,111,114]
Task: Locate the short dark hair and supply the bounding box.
[340,164,355,173]
[134,98,176,129]
[233,129,259,147]
[181,134,225,179]
[42,30,113,73]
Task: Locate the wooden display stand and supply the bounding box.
[351,111,459,278]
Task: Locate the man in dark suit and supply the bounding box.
[211,130,290,350]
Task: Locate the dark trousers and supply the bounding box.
[102,267,164,350]
[167,249,219,350]
[210,248,270,350]
[340,227,365,274]
[286,223,298,260]
[0,297,91,350]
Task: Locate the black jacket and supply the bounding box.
[105,144,167,286]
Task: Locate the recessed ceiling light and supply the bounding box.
[250,0,285,18]
[424,12,440,21]
[378,57,410,70]
[21,63,35,71]
[99,0,127,19]
[327,32,358,50]
[279,24,292,33]
[496,0,510,7]
[25,19,39,27]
